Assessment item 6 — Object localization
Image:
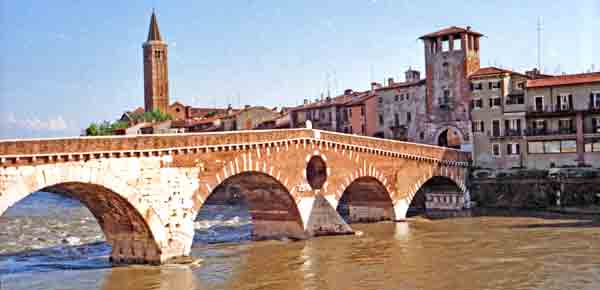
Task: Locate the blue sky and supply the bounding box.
[0,0,598,138]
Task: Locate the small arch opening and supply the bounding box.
[306,156,327,190]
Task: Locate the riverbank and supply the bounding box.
[470,167,600,211]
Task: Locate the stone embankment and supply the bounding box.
[470,167,600,212]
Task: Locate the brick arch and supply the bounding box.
[191,170,306,240]
[0,168,163,264]
[336,176,395,222]
[393,165,468,219]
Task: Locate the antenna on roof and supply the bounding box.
[326,71,331,98]
[537,16,543,73]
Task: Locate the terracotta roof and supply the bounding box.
[293,94,356,110]
[171,114,225,128]
[527,72,600,88]
[147,11,162,42]
[346,92,375,106]
[375,79,426,91]
[419,26,483,39]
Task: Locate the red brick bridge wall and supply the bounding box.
[0,129,470,264]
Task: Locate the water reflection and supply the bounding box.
[100,265,203,290]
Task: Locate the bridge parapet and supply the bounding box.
[0,129,470,167]
[315,130,471,164]
[0,129,312,157]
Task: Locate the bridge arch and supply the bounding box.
[0,180,162,264]
[192,171,307,240]
[336,176,395,223]
[396,170,468,219]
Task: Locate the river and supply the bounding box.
[1,192,599,290]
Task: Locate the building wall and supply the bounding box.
[471,73,526,169]
[376,84,426,141]
[168,103,186,120]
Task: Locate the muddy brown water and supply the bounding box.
[1,192,599,290]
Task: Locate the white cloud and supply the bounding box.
[3,114,68,131]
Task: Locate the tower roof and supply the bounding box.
[147,11,162,42]
[419,26,483,39]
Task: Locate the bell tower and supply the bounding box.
[143,11,169,113]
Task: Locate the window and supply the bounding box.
[360,107,364,116]
[420,131,425,140]
[561,140,577,153]
[528,142,544,153]
[544,141,561,153]
[558,119,574,133]
[517,81,525,89]
[442,38,450,52]
[506,143,520,155]
[534,96,544,112]
[443,89,450,102]
[489,96,501,107]
[442,62,450,78]
[593,117,600,133]
[585,139,600,152]
[453,36,462,50]
[379,114,384,126]
[378,97,383,104]
[491,120,501,137]
[394,113,399,126]
[328,112,332,121]
[591,92,600,109]
[394,95,399,102]
[406,94,410,100]
[473,120,485,133]
[492,144,501,156]
[472,98,483,109]
[407,112,412,123]
[505,119,522,135]
[558,94,573,111]
[506,94,524,105]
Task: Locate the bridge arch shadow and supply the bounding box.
[407,176,466,217]
[336,176,395,223]
[193,171,306,244]
[0,182,161,265]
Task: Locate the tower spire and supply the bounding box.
[147,10,162,42]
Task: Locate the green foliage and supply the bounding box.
[130,109,172,123]
[85,120,117,136]
[84,110,171,136]
[205,111,217,117]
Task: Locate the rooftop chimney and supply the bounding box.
[371,82,382,91]
[344,89,354,95]
[387,77,395,87]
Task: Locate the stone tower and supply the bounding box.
[143,11,169,113]
[419,26,483,150]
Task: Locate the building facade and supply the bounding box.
[471,71,600,169]
[524,73,600,168]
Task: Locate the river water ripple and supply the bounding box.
[0,192,599,290]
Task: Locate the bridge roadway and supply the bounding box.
[0,128,470,264]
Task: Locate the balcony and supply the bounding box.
[527,104,576,117]
[584,126,600,136]
[524,127,576,136]
[487,128,523,139]
[589,104,600,113]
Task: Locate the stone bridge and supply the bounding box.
[0,129,470,264]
